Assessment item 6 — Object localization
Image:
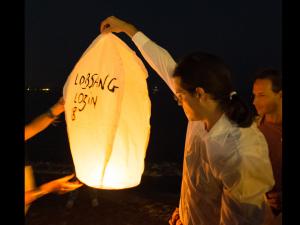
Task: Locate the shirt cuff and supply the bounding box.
[132,31,151,48]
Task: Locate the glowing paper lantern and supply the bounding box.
[63,33,151,189]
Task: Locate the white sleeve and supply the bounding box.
[132,32,177,94]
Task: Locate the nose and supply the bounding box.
[253,95,258,106]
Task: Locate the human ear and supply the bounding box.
[195,87,206,102]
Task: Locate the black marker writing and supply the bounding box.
[74,73,118,92]
[71,107,77,121]
[71,73,119,121]
[107,78,119,93]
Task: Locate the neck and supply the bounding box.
[199,99,223,131]
[203,110,223,132]
[265,112,282,124]
[264,103,282,124]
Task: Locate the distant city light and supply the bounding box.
[152,86,159,94]
[26,86,50,91]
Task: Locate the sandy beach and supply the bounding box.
[25,173,182,225]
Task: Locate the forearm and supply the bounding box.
[25,187,48,205]
[121,23,138,38]
[24,111,55,141]
[132,32,177,93]
[101,16,176,91]
[25,174,82,205]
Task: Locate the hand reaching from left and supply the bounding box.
[39,174,83,195]
[169,208,183,225]
[51,97,65,116]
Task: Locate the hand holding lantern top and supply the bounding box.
[100,16,138,38]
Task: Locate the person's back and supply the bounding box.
[180,114,274,224]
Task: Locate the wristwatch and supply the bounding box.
[46,108,55,119]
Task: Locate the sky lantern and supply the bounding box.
[63,33,151,189]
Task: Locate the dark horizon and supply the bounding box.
[25,0,282,97]
[25,0,281,164]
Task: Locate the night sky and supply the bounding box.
[25,0,282,164]
[25,0,282,97]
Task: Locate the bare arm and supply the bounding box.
[24,97,65,141]
[25,174,82,205]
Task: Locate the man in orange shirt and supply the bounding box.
[252,69,282,218]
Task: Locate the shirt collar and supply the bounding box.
[255,115,264,127]
[203,113,233,146]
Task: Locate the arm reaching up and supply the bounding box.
[100,16,177,93]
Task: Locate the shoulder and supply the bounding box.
[206,120,269,178]
[231,122,267,152]
[218,123,270,173]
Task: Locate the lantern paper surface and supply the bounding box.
[63,33,151,189]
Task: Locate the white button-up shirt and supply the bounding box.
[132,32,275,224]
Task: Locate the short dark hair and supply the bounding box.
[253,69,282,93]
[172,52,254,128]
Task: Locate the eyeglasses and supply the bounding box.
[174,92,189,102]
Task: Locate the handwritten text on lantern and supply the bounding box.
[71,73,119,121]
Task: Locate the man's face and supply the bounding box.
[173,76,202,121]
[252,79,282,116]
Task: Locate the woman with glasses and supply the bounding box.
[101,16,275,225]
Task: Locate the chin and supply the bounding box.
[254,107,261,115]
[186,114,194,121]
[187,115,202,121]
[256,110,264,116]
[184,110,201,121]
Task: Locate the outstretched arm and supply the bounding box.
[101,16,177,93]
[25,174,82,205]
[25,97,65,141]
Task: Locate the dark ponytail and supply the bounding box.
[172,52,254,128]
[225,94,254,127]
